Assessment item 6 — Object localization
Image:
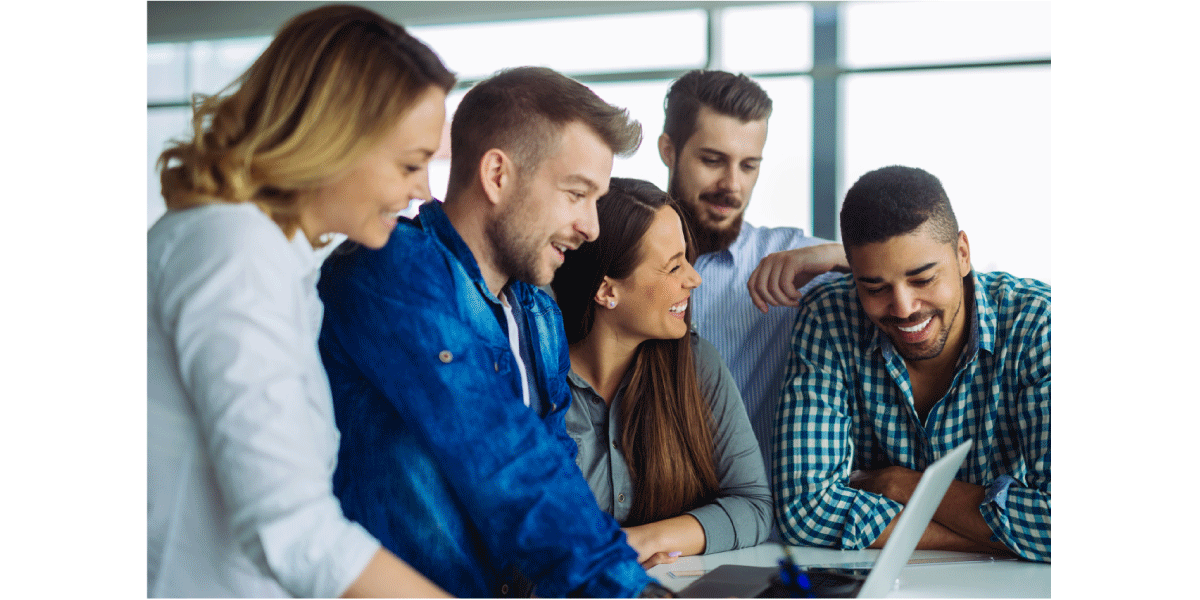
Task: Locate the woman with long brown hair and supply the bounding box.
[551,177,772,567]
[148,5,455,596]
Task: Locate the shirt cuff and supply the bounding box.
[687,503,734,554]
[984,475,1018,511]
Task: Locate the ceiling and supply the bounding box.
[148,1,796,43]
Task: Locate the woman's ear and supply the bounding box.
[595,277,619,309]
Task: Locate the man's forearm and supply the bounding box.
[930,480,1011,552]
[868,514,1008,554]
[851,466,1011,554]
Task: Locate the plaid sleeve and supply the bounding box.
[979,306,1051,562]
[773,288,902,550]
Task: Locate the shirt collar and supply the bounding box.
[970,270,997,355]
[418,200,520,307]
[566,365,634,399]
[288,227,322,287]
[696,222,753,265]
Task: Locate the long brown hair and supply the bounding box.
[157,4,455,244]
[551,177,720,526]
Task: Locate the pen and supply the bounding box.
[777,546,814,598]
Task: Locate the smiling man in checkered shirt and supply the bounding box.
[772,165,1050,562]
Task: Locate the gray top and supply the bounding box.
[565,333,773,553]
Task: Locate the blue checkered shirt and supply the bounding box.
[773,271,1051,562]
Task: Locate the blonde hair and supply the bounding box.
[157,4,455,242]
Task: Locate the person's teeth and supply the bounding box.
[669,301,688,313]
[898,317,931,333]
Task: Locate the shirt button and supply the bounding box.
[439,350,453,363]
[618,493,626,503]
[612,439,619,449]
[501,584,509,595]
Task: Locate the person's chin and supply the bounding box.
[529,263,557,288]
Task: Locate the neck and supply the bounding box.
[442,194,509,297]
[569,320,643,404]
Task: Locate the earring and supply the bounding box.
[608,301,616,308]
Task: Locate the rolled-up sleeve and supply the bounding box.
[158,219,379,597]
[687,335,773,553]
[980,316,1051,562]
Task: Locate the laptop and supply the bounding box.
[676,440,974,598]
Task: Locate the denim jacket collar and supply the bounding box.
[419,200,538,310]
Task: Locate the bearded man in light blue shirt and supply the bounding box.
[656,70,848,472]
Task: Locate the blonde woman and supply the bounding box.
[147,5,455,597]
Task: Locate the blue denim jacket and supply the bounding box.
[317,201,651,598]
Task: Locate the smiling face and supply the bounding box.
[607,206,702,343]
[661,105,768,255]
[850,224,972,364]
[488,120,613,287]
[302,86,447,249]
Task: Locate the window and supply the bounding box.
[842,1,1051,68]
[410,10,707,81]
[842,66,1050,282]
[147,2,1049,281]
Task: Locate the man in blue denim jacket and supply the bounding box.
[318,67,667,597]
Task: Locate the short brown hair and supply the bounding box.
[157,4,455,241]
[445,66,642,199]
[662,69,772,151]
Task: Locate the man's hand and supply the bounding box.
[847,466,921,505]
[746,243,849,313]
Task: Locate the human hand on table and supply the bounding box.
[746,243,848,313]
[621,525,683,568]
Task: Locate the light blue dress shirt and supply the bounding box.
[691,222,835,472]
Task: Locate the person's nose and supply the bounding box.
[410,170,431,202]
[576,198,600,242]
[683,261,702,289]
[718,164,746,197]
[888,285,919,320]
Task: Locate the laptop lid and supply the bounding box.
[673,439,973,598]
[855,439,973,598]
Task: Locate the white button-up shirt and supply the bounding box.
[147,203,378,597]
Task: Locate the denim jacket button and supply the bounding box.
[494,361,500,372]
[438,350,453,363]
[618,493,626,503]
[501,584,509,595]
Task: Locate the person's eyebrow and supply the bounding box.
[563,174,599,192]
[906,262,937,277]
[856,262,938,284]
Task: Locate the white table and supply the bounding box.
[648,543,1050,597]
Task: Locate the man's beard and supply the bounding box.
[486,184,552,287]
[880,289,965,362]
[669,172,744,256]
